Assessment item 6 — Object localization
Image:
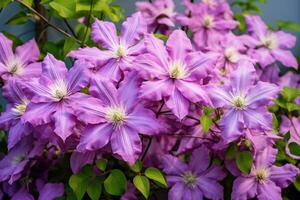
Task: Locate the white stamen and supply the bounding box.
[182,171,198,188]
[49,79,68,101]
[261,33,277,49]
[224,47,239,63]
[106,106,126,126]
[7,58,23,76]
[232,94,247,109]
[255,168,269,183]
[169,61,187,79]
[203,15,214,29]
[114,44,127,58]
[12,100,28,116]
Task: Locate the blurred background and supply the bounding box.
[0,0,300,53]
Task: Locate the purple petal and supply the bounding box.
[161,154,187,175]
[185,51,213,78]
[98,59,122,82]
[247,81,279,106]
[197,177,224,200]
[77,123,113,152]
[111,126,142,165]
[140,79,173,101]
[245,15,268,39]
[254,146,277,168]
[232,176,257,200]
[250,48,274,67]
[219,109,243,141]
[257,180,281,200]
[12,188,34,200]
[53,107,76,141]
[168,183,185,200]
[2,79,26,103]
[120,12,147,46]
[67,61,88,94]
[42,54,67,80]
[214,19,238,30]
[165,88,189,120]
[38,183,64,200]
[242,109,272,130]
[91,19,118,50]
[126,105,160,135]
[275,31,296,49]
[176,80,211,105]
[8,122,30,150]
[269,164,299,188]
[70,151,95,173]
[68,47,113,64]
[21,62,42,79]
[272,49,298,69]
[24,102,57,126]
[203,166,226,181]
[0,33,14,64]
[189,146,210,173]
[90,77,118,106]
[209,86,233,107]
[15,39,39,64]
[166,30,192,61]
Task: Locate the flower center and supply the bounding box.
[14,155,25,164]
[182,171,198,188]
[169,61,187,79]
[224,47,239,63]
[49,79,68,101]
[232,95,247,109]
[255,168,269,183]
[115,45,127,58]
[203,0,216,7]
[106,107,126,125]
[203,15,214,29]
[261,34,277,49]
[7,58,23,75]
[12,102,28,116]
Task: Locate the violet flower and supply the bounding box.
[0,80,32,149]
[161,146,226,200]
[136,0,177,33]
[75,72,161,165]
[23,54,88,141]
[138,30,213,119]
[69,12,147,82]
[0,33,41,81]
[232,146,299,200]
[209,60,279,141]
[243,15,298,68]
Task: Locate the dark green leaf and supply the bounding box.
[130,160,142,173]
[294,176,300,192]
[104,169,127,196]
[144,167,167,188]
[49,0,76,18]
[96,159,107,171]
[133,175,150,199]
[200,114,213,133]
[87,177,102,200]
[63,38,80,56]
[225,143,238,160]
[7,12,28,25]
[236,151,253,174]
[0,0,10,9]
[277,21,300,32]
[288,142,300,156]
[281,87,300,102]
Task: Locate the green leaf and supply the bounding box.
[104,169,127,196]
[145,167,167,188]
[63,38,80,56]
[277,21,300,32]
[200,114,213,133]
[286,103,300,112]
[236,151,253,174]
[154,33,168,41]
[69,165,92,200]
[22,0,34,6]
[288,142,300,156]
[0,0,10,9]
[133,175,150,199]
[281,87,300,102]
[294,176,300,192]
[96,159,107,171]
[2,32,23,49]
[87,177,102,200]
[7,12,28,25]
[49,0,76,18]
[225,143,238,160]
[130,160,142,173]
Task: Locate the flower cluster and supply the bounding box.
[0,0,299,199]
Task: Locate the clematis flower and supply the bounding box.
[138,30,213,119]
[243,15,298,68]
[136,0,177,33]
[0,80,32,149]
[23,54,88,141]
[161,146,226,200]
[69,12,147,82]
[209,60,279,141]
[36,180,64,200]
[0,33,41,81]
[232,146,299,200]
[75,72,161,165]
[178,2,238,48]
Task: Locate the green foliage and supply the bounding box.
[145,167,168,188]
[69,165,92,200]
[0,0,11,9]
[288,142,300,156]
[200,107,214,133]
[236,151,253,174]
[6,12,29,25]
[104,169,127,196]
[277,21,300,32]
[130,160,142,173]
[49,0,76,18]
[87,177,102,200]
[96,159,107,171]
[133,175,150,199]
[226,143,238,160]
[281,87,300,102]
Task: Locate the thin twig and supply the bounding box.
[16,0,82,45]
[82,0,94,46]
[63,18,77,38]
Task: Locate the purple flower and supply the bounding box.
[23,54,88,141]
[178,2,238,48]
[11,188,34,200]
[232,146,299,200]
[136,0,177,33]
[209,60,279,141]
[243,15,298,68]
[69,12,147,82]
[138,30,213,119]
[75,72,161,165]
[0,33,41,81]
[36,180,64,200]
[161,146,226,200]
[0,80,32,149]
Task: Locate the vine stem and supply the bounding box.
[15,0,82,45]
[82,0,94,46]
